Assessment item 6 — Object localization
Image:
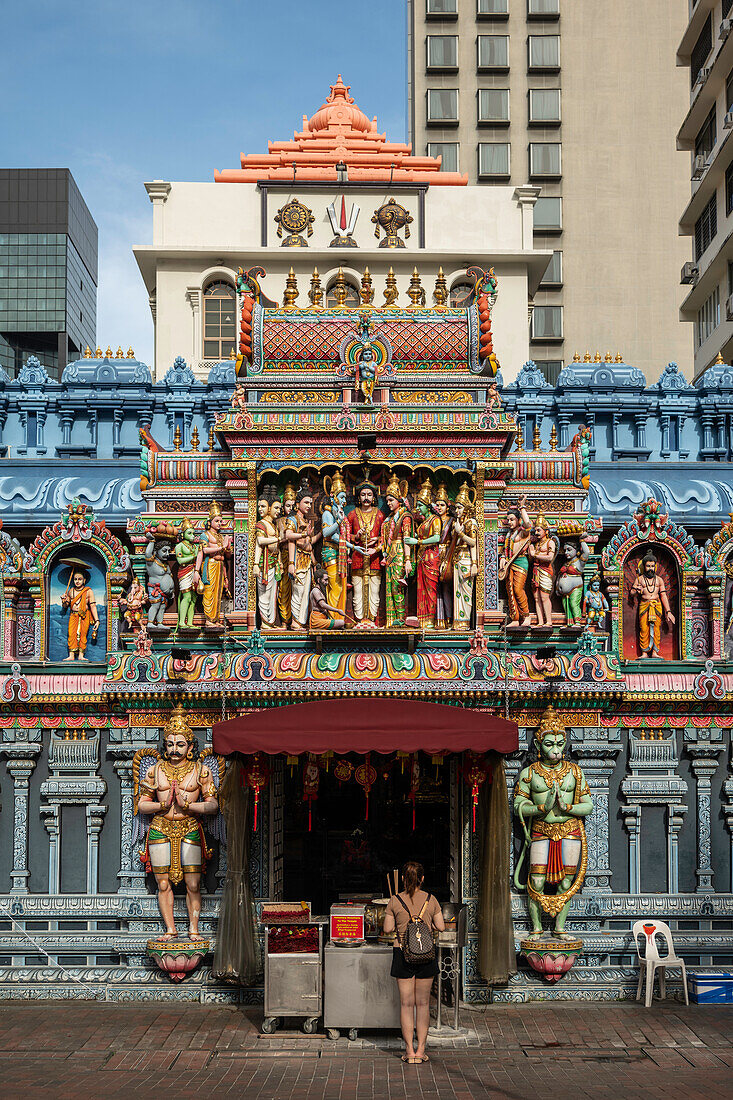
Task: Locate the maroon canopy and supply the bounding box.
[212,698,518,756]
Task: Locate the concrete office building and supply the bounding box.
[677,1,733,379]
[408,0,692,380]
[0,169,97,379]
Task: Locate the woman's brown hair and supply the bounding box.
[402,861,424,899]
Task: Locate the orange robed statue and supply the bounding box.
[60,560,100,661]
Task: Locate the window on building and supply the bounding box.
[529,142,561,177]
[534,360,563,383]
[478,142,511,177]
[427,0,458,14]
[726,162,733,214]
[528,35,560,70]
[695,286,720,348]
[540,250,563,286]
[728,260,733,297]
[727,69,733,111]
[528,0,560,14]
[694,194,717,260]
[478,88,510,123]
[427,88,459,122]
[691,15,712,87]
[427,35,458,68]
[203,280,236,360]
[477,0,508,15]
[724,0,733,20]
[529,88,561,123]
[26,412,37,449]
[326,280,360,308]
[477,35,509,68]
[695,105,717,160]
[427,142,459,172]
[533,196,562,230]
[449,281,475,307]
[531,305,563,340]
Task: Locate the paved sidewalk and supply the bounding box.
[1,1000,732,1099]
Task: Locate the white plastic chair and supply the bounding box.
[632,919,689,1007]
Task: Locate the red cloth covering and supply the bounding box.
[213,698,518,757]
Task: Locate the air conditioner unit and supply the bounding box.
[681,261,699,285]
[725,110,733,130]
[695,65,712,87]
[692,154,708,179]
[720,18,732,40]
[727,294,733,321]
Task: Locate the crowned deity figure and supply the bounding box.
[174,519,201,629]
[514,707,593,936]
[498,496,532,626]
[630,550,676,658]
[120,576,148,632]
[357,341,378,404]
[405,478,441,629]
[555,537,591,626]
[254,497,283,631]
[380,473,412,627]
[434,483,456,630]
[276,483,296,627]
[286,488,316,631]
[135,708,219,941]
[60,560,100,660]
[195,502,232,628]
[529,515,558,629]
[321,470,349,614]
[583,574,610,629]
[452,482,479,631]
[345,479,384,627]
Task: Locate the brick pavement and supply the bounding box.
[0,1001,732,1099]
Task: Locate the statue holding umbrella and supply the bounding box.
[59,557,100,661]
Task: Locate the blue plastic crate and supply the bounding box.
[688,972,733,1004]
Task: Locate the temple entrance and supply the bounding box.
[283,754,453,916]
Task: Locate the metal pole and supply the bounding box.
[434,944,443,1030]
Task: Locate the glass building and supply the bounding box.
[0,169,98,379]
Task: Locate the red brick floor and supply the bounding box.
[0,1001,732,1099]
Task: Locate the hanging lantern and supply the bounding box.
[334,758,353,783]
[431,753,444,780]
[407,753,420,831]
[355,755,377,821]
[287,755,299,775]
[245,752,270,831]
[396,750,410,775]
[303,753,320,832]
[463,752,491,833]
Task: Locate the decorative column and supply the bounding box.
[573,725,622,892]
[622,805,642,894]
[621,731,688,894]
[107,736,155,895]
[1,740,42,895]
[186,287,202,369]
[686,728,724,893]
[86,805,108,893]
[40,806,61,894]
[225,471,254,629]
[40,731,107,895]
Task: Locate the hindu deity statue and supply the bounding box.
[498,497,532,626]
[381,474,412,627]
[434,483,455,630]
[529,516,558,629]
[276,483,296,628]
[135,707,219,940]
[452,482,479,631]
[286,488,316,631]
[583,574,609,629]
[145,525,176,628]
[555,537,591,626]
[630,550,676,658]
[514,707,593,936]
[309,565,347,630]
[406,478,441,629]
[174,519,201,629]
[357,341,377,404]
[120,577,148,632]
[254,497,282,631]
[345,478,384,627]
[195,502,232,629]
[321,470,349,614]
[60,560,100,660]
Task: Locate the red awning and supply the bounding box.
[212,698,518,756]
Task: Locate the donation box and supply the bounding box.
[330,904,365,945]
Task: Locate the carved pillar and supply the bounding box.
[557,411,571,449]
[225,473,254,629]
[634,411,647,450]
[667,805,687,894]
[86,805,108,893]
[621,731,688,894]
[186,287,202,368]
[109,751,145,894]
[40,806,61,894]
[660,414,670,458]
[687,731,724,893]
[2,744,42,895]
[623,804,641,894]
[574,727,622,892]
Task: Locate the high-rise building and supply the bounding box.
[0,169,97,379]
[408,0,692,380]
[677,1,733,379]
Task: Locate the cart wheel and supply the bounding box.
[303,1017,319,1034]
[348,1028,358,1042]
[326,1028,340,1041]
[261,1017,277,1035]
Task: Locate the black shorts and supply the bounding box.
[390,946,438,980]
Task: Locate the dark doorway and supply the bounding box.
[283,754,452,915]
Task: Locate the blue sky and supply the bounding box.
[1,0,407,364]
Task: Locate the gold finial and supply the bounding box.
[105,345,113,358]
[308,267,323,308]
[593,351,601,363]
[615,352,623,363]
[127,347,135,359]
[207,424,215,451]
[383,267,399,306]
[331,266,349,307]
[115,346,124,358]
[533,423,542,451]
[514,425,524,452]
[433,266,448,307]
[95,346,103,358]
[283,267,299,307]
[583,350,591,363]
[360,267,374,305]
[715,350,725,364]
[604,351,612,363]
[572,352,580,363]
[83,345,92,358]
[406,266,425,307]
[549,424,558,451]
[229,347,236,359]
[190,425,200,452]
[173,425,182,451]
[164,704,193,742]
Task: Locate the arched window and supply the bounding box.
[449,281,475,308]
[203,281,236,359]
[326,280,360,308]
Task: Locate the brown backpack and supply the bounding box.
[396,893,436,965]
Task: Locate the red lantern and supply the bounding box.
[245,753,269,831]
[464,753,491,833]
[355,754,377,821]
[303,753,320,832]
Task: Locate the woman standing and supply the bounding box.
[383,861,445,1064]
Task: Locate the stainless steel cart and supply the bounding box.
[262,923,323,1034]
[323,942,401,1040]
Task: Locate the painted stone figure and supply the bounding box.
[309,565,347,630]
[555,538,591,626]
[135,707,219,941]
[145,525,176,627]
[195,502,232,628]
[406,478,441,629]
[321,470,349,614]
[529,516,558,629]
[583,574,609,629]
[174,519,201,629]
[254,498,282,630]
[120,577,148,632]
[357,341,377,404]
[434,483,455,630]
[286,488,315,631]
[277,483,296,627]
[345,479,384,626]
[452,482,479,631]
[630,550,676,658]
[60,560,99,660]
[514,707,593,936]
[381,474,412,627]
[498,497,532,626]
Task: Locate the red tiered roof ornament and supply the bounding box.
[215,76,467,186]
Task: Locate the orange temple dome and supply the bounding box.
[215,75,467,186]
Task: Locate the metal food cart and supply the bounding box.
[261,903,324,1034]
[323,941,401,1041]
